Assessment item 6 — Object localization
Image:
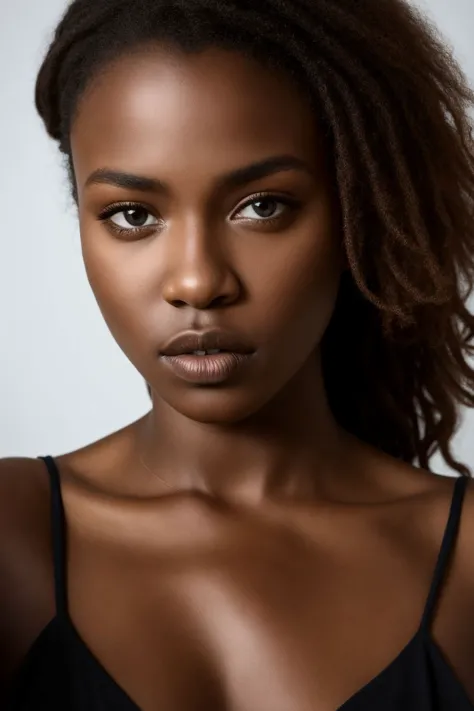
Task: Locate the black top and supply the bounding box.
[4,455,474,710]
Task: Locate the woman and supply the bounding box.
[2,0,474,708]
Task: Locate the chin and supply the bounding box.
[158,385,275,425]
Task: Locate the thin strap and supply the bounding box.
[420,475,469,632]
[38,455,68,618]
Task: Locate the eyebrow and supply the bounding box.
[84,155,314,194]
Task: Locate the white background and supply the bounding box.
[1,0,473,475]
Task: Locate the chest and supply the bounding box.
[63,505,438,710]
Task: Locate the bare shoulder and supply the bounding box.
[451,473,474,584]
[354,441,474,591]
[0,456,51,616]
[383,455,474,691]
[0,417,142,564]
[383,453,474,574]
[359,447,474,696]
[0,456,51,543]
[0,419,142,683]
[0,457,55,680]
[416,468,474,584]
[433,474,474,698]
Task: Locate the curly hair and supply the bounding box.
[35,0,474,476]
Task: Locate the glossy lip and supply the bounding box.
[159,329,256,385]
[160,329,255,357]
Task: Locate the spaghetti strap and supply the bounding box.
[38,455,68,618]
[420,475,469,633]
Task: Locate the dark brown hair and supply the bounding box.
[35,0,474,475]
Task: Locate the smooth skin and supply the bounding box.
[1,46,474,710]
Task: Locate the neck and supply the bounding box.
[135,355,354,505]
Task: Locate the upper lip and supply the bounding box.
[160,329,255,357]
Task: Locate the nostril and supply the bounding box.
[170,298,188,308]
[211,294,232,308]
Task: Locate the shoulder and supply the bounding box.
[0,456,52,543]
[451,474,474,587]
[388,464,474,584]
[0,456,53,571]
[360,445,474,613]
[420,471,474,591]
[407,472,474,701]
[0,457,54,682]
[443,475,474,699]
[369,458,474,698]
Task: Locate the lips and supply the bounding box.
[160,329,255,358]
[159,329,256,385]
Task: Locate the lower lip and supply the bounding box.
[161,352,253,384]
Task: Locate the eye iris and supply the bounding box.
[253,199,277,218]
[124,208,149,227]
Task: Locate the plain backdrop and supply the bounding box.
[1,0,473,475]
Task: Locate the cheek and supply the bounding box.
[80,225,154,353]
[252,228,343,353]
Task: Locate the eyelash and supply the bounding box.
[97,193,300,237]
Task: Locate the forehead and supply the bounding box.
[70,46,324,191]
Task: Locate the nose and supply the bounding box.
[161,224,241,310]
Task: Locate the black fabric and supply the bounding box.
[4,456,474,710]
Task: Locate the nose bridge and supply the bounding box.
[162,216,239,308]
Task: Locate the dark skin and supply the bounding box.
[1,45,474,710]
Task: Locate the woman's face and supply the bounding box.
[70,45,344,423]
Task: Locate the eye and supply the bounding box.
[233,194,298,223]
[98,203,160,235]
